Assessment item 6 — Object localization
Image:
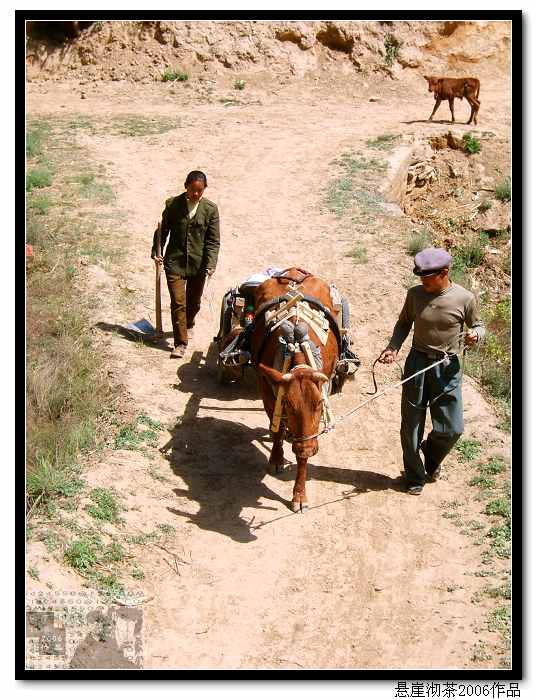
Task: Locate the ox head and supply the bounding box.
[424,75,439,93]
[258,363,329,459]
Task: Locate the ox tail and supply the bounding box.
[476,80,480,100]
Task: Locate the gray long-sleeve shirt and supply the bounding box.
[388,282,486,355]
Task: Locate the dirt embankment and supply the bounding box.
[26,19,511,84]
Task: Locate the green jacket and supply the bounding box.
[151,193,220,277]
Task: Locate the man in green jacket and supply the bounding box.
[151,170,220,358]
[378,248,485,495]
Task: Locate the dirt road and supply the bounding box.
[26,69,511,670]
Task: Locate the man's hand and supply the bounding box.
[205,269,214,278]
[153,255,163,266]
[378,347,398,364]
[465,329,479,347]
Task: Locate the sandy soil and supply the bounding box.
[26,69,511,670]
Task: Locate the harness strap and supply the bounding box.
[252,294,342,365]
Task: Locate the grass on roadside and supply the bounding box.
[406,228,432,256]
[455,437,481,462]
[114,414,163,451]
[26,167,53,192]
[346,243,368,264]
[86,488,123,524]
[465,295,511,422]
[495,176,511,202]
[26,118,120,517]
[367,133,400,151]
[326,150,387,218]
[111,115,182,137]
[162,68,188,82]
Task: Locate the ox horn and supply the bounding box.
[310,371,329,384]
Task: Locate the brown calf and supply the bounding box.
[424,76,481,125]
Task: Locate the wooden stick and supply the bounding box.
[155,222,164,337]
[271,354,292,433]
[300,341,317,369]
[265,292,304,323]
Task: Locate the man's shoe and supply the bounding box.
[421,441,441,481]
[429,465,442,482]
[170,345,187,358]
[407,484,424,496]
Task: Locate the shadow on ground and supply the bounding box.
[160,346,406,542]
[401,119,467,125]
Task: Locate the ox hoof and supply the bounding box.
[291,501,308,513]
[273,462,289,474]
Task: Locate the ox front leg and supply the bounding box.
[448,97,455,123]
[292,457,309,513]
[428,97,442,121]
[269,427,286,473]
[467,97,480,125]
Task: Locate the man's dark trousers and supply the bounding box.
[400,348,464,486]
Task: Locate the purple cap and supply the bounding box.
[413,248,452,276]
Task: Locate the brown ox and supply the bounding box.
[424,76,481,125]
[250,268,339,513]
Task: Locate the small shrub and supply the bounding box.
[74,174,115,203]
[137,414,163,431]
[346,243,368,264]
[27,565,40,580]
[487,606,511,634]
[463,133,481,154]
[406,229,431,256]
[103,541,125,563]
[26,457,85,506]
[479,457,507,477]
[384,34,401,66]
[26,168,53,192]
[495,176,511,202]
[367,134,399,151]
[86,488,121,523]
[488,521,511,558]
[452,234,487,269]
[90,572,124,599]
[234,79,246,90]
[162,68,188,82]
[478,199,492,212]
[131,565,145,580]
[114,416,161,451]
[157,523,176,536]
[28,194,53,215]
[26,122,51,158]
[484,584,511,600]
[64,539,98,572]
[455,438,481,462]
[485,497,510,518]
[469,475,496,489]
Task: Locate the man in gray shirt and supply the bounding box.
[379,248,485,495]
